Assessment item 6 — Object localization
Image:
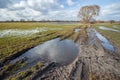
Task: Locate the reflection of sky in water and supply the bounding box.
[12,38,79,65]
[87,28,115,52]
[99,26,120,32]
[87,28,96,45]
[0,27,62,38]
[96,32,115,52]
[74,29,81,32]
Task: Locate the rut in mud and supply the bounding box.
[30,28,120,80]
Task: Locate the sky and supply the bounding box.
[0,0,120,21]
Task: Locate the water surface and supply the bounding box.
[12,38,79,66]
[74,28,81,32]
[96,31,115,52]
[0,27,62,38]
[87,28,115,52]
[98,26,120,32]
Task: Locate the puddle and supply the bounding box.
[87,28,96,45]
[98,26,120,32]
[96,31,115,52]
[0,27,62,38]
[87,28,115,52]
[74,28,81,32]
[11,38,79,66]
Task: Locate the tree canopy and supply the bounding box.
[78,5,100,23]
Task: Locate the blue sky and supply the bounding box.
[0,0,120,21]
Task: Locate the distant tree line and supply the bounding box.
[0,19,80,23]
[0,19,120,24]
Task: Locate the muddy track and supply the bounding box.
[29,28,120,80]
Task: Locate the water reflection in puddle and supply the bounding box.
[74,29,81,32]
[98,26,120,32]
[96,31,115,52]
[12,38,79,66]
[87,28,96,45]
[0,27,62,38]
[87,28,115,52]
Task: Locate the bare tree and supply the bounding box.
[78,5,100,23]
[109,20,115,24]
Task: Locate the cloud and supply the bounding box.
[15,8,42,19]
[99,3,120,20]
[8,0,26,10]
[66,0,74,6]
[27,0,64,14]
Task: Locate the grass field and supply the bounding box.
[0,22,79,30]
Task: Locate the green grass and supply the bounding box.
[0,22,79,30]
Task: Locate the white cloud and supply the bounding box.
[66,0,74,6]
[0,9,20,21]
[27,0,64,14]
[99,3,120,20]
[16,8,42,19]
[8,1,27,10]
[13,1,26,8]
